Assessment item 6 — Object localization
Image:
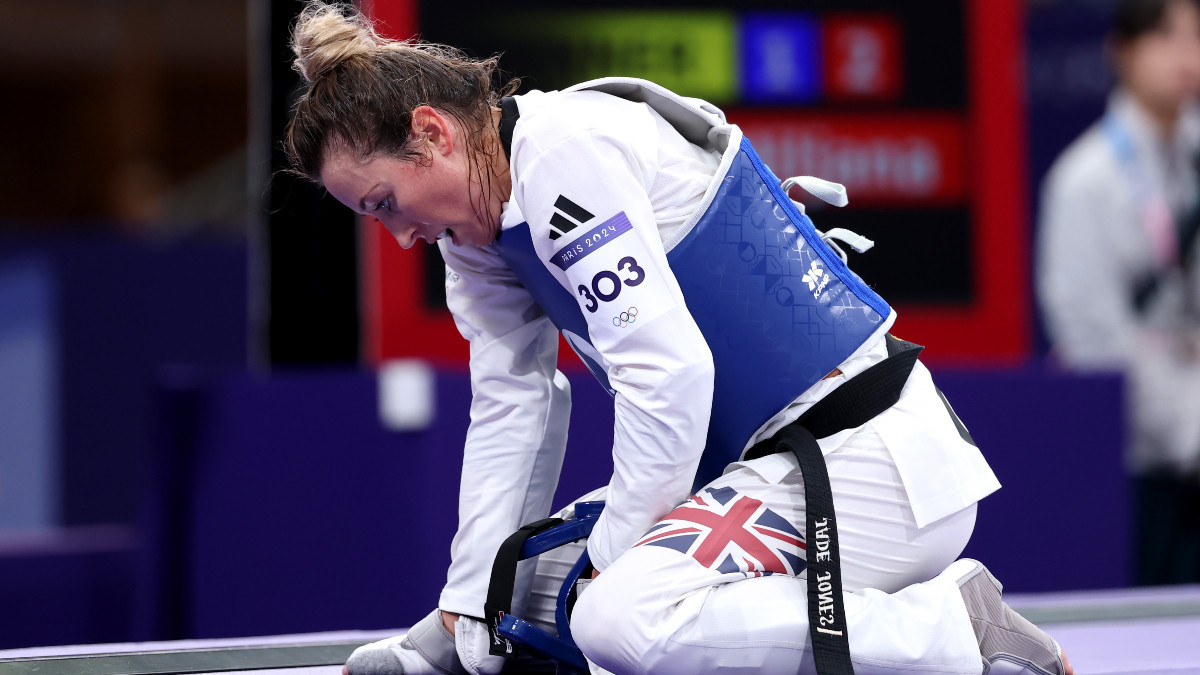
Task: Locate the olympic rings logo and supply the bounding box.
[612,307,638,327]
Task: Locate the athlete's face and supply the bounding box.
[1116,0,1200,121]
[320,106,503,249]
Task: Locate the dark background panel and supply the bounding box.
[265,0,359,366]
[810,207,973,305]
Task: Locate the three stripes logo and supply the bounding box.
[549,195,594,240]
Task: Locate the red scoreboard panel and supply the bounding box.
[360,0,1028,368]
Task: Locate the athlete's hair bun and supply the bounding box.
[284,0,519,183]
[291,1,381,83]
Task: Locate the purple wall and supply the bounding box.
[0,234,247,650]
[0,234,249,530]
[941,368,1128,593]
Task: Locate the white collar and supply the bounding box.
[1108,88,1200,154]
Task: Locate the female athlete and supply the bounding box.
[284,3,1072,674]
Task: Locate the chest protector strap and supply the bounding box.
[744,336,923,674]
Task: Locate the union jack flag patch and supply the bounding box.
[634,486,807,577]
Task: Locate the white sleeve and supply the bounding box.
[1037,168,1144,367]
[512,125,715,571]
[437,241,571,618]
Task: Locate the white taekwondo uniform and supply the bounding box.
[437,80,1001,674]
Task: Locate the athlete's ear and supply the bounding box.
[410,105,455,157]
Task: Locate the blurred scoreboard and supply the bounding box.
[481,8,915,105]
[362,0,1028,366]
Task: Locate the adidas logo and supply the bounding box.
[549,195,594,240]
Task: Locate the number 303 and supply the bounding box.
[577,256,645,313]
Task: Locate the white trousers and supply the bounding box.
[569,426,984,675]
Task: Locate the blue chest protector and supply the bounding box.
[494,103,891,492]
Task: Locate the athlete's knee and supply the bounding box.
[571,576,625,669]
[571,571,656,674]
[573,556,693,675]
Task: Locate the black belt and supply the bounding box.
[499,96,519,161]
[743,334,923,675]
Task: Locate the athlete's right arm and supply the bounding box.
[436,240,570,619]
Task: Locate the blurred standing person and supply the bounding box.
[1039,0,1200,585]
